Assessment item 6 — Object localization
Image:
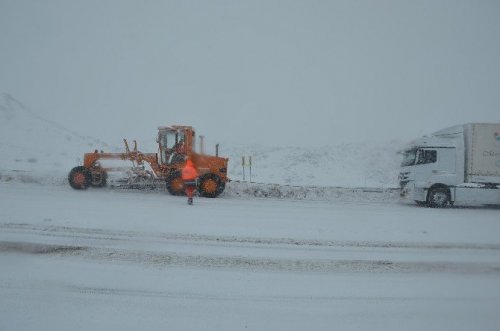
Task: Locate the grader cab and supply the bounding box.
[68,125,229,198]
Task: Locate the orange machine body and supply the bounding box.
[70,125,229,198]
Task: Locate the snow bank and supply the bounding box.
[221,141,403,188]
[223,181,399,203]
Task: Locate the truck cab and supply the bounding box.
[399,124,500,207]
[399,125,465,207]
[399,136,460,206]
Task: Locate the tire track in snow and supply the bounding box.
[2,223,500,251]
[2,241,500,275]
[69,285,500,304]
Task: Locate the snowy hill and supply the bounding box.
[0,93,115,182]
[223,142,401,188]
[0,94,403,188]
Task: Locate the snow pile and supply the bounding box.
[0,94,404,190]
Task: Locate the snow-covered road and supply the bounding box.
[1,182,500,330]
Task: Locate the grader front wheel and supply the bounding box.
[68,166,91,190]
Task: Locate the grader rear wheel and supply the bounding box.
[198,174,223,198]
[166,171,185,196]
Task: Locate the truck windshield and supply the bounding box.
[401,148,417,167]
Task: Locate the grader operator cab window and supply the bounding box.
[158,129,186,164]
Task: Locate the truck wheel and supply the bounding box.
[198,174,222,198]
[166,171,184,196]
[90,168,107,187]
[428,187,450,208]
[68,166,91,190]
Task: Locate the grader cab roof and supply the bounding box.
[158,125,194,133]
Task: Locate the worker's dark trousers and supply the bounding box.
[184,181,197,199]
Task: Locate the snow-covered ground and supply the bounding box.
[1,95,500,330]
[1,183,500,331]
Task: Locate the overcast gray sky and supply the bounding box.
[1,0,499,147]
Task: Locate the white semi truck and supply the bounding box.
[399,123,500,207]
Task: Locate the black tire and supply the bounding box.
[166,171,184,196]
[198,173,223,198]
[427,187,450,208]
[68,166,91,190]
[90,169,107,187]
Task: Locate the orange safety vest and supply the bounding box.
[182,159,198,181]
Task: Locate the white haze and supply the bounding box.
[1,0,500,147]
[1,3,500,326]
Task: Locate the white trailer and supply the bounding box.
[399,123,500,207]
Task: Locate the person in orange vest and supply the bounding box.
[182,157,198,205]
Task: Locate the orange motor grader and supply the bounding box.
[68,125,229,198]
